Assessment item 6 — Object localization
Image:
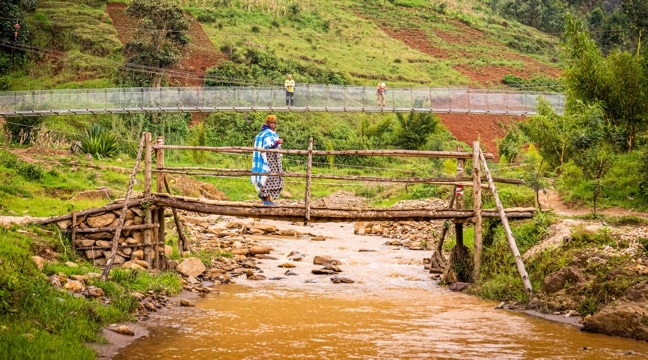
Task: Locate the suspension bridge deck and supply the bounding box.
[0,85,565,117]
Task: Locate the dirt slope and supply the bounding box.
[106,3,224,87]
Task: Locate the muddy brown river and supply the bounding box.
[111,220,648,359]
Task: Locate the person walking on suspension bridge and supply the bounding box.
[284,74,295,106]
[376,82,387,107]
[251,114,284,206]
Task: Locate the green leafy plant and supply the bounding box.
[79,123,119,159]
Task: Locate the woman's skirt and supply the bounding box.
[258,152,283,199]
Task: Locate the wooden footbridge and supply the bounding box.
[38,132,535,295]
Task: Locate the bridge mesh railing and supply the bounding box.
[0,85,565,116]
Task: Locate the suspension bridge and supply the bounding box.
[0,85,565,117]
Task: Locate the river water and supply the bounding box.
[113,220,648,359]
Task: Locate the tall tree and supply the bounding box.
[567,102,615,216]
[563,14,648,151]
[0,0,36,49]
[123,0,189,88]
[623,0,648,47]
[520,98,577,168]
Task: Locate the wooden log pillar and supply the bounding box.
[144,132,152,265]
[454,148,465,247]
[472,141,483,282]
[479,149,533,296]
[454,222,463,247]
[164,176,190,254]
[71,211,77,251]
[304,137,313,225]
[152,207,160,270]
[155,136,166,270]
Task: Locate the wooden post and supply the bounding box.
[144,132,152,197]
[101,133,147,281]
[164,176,190,254]
[454,222,463,247]
[472,141,483,282]
[304,137,313,225]
[144,133,152,265]
[151,207,158,269]
[479,150,533,296]
[155,136,166,270]
[432,148,463,268]
[454,148,465,248]
[71,211,77,251]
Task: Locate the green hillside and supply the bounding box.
[2,0,564,90]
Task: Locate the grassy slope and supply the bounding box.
[10,1,123,90]
[189,0,561,86]
[9,0,563,89]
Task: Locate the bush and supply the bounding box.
[408,184,442,199]
[79,123,119,159]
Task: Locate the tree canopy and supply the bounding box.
[122,0,189,88]
[562,14,648,152]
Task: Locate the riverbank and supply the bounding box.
[92,290,202,359]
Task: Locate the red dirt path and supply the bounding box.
[106,4,560,156]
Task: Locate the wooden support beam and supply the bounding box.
[101,133,147,281]
[151,194,534,222]
[472,141,483,282]
[479,149,533,297]
[304,137,313,224]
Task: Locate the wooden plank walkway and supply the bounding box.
[152,193,536,223]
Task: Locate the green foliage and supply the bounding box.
[563,15,648,152]
[639,237,648,256]
[502,74,564,92]
[566,226,616,249]
[578,296,598,316]
[497,126,526,163]
[79,123,120,159]
[494,0,567,33]
[407,184,443,199]
[475,213,554,301]
[0,149,44,181]
[205,44,350,86]
[623,0,648,39]
[522,144,549,208]
[188,122,209,164]
[121,0,190,88]
[0,228,129,360]
[520,98,576,168]
[108,268,182,294]
[393,112,439,150]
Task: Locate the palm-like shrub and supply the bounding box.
[80,123,119,159]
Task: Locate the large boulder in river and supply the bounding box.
[582,283,648,341]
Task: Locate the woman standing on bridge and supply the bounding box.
[251,114,284,206]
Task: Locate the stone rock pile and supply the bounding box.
[353,198,448,250]
[56,207,161,270]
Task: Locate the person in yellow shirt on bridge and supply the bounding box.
[285,74,295,106]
